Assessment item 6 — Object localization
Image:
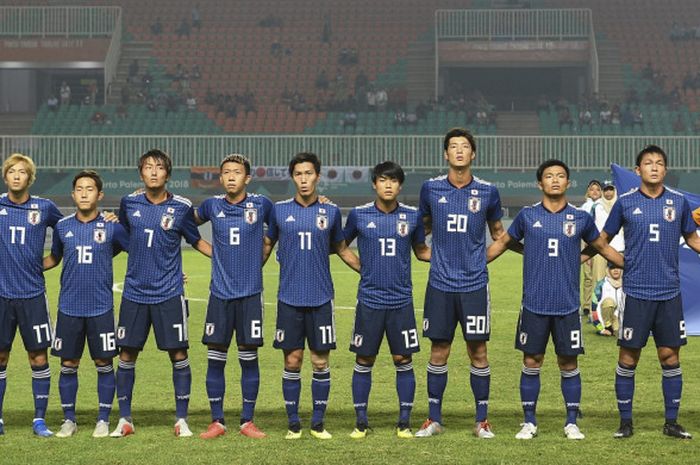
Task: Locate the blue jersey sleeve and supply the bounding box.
[112,223,130,255]
[486,186,503,222]
[680,198,697,235]
[419,182,431,218]
[603,200,623,236]
[507,210,525,242]
[50,229,64,258]
[118,197,130,233]
[343,208,359,243]
[197,198,212,223]
[330,207,344,244]
[412,213,426,245]
[266,206,279,241]
[581,213,600,244]
[47,202,63,227]
[181,206,202,245]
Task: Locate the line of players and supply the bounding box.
[1,127,699,441]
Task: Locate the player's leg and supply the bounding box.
[460,286,492,438]
[235,293,265,438]
[200,294,235,438]
[307,301,336,439]
[614,295,652,438]
[386,303,420,437]
[553,310,585,439]
[0,297,18,435]
[654,294,690,439]
[274,301,305,438]
[417,284,456,437]
[0,350,8,436]
[17,295,54,437]
[52,312,87,438]
[349,302,384,437]
[85,311,118,437]
[111,298,149,437]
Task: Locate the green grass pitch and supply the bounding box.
[1,250,698,464]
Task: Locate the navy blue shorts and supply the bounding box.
[618,294,687,349]
[202,293,264,348]
[51,310,118,360]
[273,300,336,352]
[515,307,584,356]
[0,294,52,352]
[116,295,189,351]
[422,284,490,342]
[350,301,420,357]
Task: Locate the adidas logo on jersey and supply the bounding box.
[216,211,225,218]
[0,209,7,215]
[367,222,376,228]
[533,221,542,228]
[285,215,295,222]
[65,231,74,238]
[133,210,141,217]
[633,207,642,215]
[438,196,448,204]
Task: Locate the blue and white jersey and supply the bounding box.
[266,199,344,307]
[344,202,425,310]
[51,214,129,317]
[419,175,502,293]
[118,192,201,304]
[0,194,62,299]
[604,187,696,301]
[509,203,598,316]
[198,193,273,300]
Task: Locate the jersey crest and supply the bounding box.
[93,228,106,244]
[27,209,41,225]
[563,221,576,237]
[663,206,676,222]
[245,207,258,224]
[468,197,481,213]
[161,213,175,231]
[397,220,409,237]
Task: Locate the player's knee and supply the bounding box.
[284,351,303,371]
[28,349,48,366]
[392,354,411,365]
[556,355,577,371]
[467,341,488,365]
[119,347,139,363]
[523,354,544,368]
[61,359,80,369]
[311,358,329,371]
[94,358,112,368]
[430,341,450,364]
[0,351,9,366]
[657,346,680,366]
[618,347,640,367]
[168,348,188,363]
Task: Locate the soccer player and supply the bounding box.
[263,152,360,440]
[486,159,623,440]
[0,153,62,437]
[415,128,515,439]
[43,170,129,438]
[111,149,212,438]
[195,154,272,439]
[598,145,700,439]
[344,161,430,439]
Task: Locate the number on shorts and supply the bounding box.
[173,323,185,342]
[465,315,487,334]
[100,332,116,351]
[680,320,687,339]
[401,329,419,348]
[319,325,334,344]
[570,330,581,349]
[251,320,262,339]
[33,323,51,344]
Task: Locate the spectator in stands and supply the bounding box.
[315,70,329,90]
[186,94,197,111]
[579,108,593,128]
[416,101,430,120]
[393,110,406,127]
[406,110,418,126]
[610,104,621,126]
[191,4,201,31]
[47,95,59,112]
[150,17,163,35]
[191,64,201,80]
[558,106,573,129]
[621,107,634,127]
[673,114,686,133]
[129,59,139,80]
[60,81,71,106]
[90,110,107,125]
[375,87,388,112]
[355,70,369,94]
[87,81,98,106]
[340,110,357,129]
[176,18,191,38]
[116,104,128,120]
[632,108,644,127]
[625,88,639,105]
[366,86,377,112]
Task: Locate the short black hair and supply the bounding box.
[288,152,321,176]
[72,169,103,191]
[443,127,476,153]
[536,159,570,182]
[371,161,405,184]
[220,153,251,175]
[139,148,172,176]
[635,144,668,167]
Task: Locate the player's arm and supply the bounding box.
[486,231,516,263]
[413,242,431,262]
[588,235,624,268]
[580,230,611,262]
[262,236,276,265]
[488,219,523,254]
[422,215,432,236]
[43,254,62,270]
[332,240,360,273]
[683,230,700,253]
[192,238,212,257]
[45,226,64,270]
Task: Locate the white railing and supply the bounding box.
[2,135,700,172]
[436,9,591,41]
[0,6,120,38]
[103,10,123,103]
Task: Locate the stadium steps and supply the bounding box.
[496,111,540,135]
[0,113,35,135]
[596,39,626,103]
[406,38,436,107]
[107,41,154,105]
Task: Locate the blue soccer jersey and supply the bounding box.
[419,175,502,293]
[198,193,273,300]
[344,202,425,309]
[51,214,129,317]
[0,194,62,299]
[266,199,344,307]
[118,192,201,304]
[604,187,696,301]
[509,203,599,316]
